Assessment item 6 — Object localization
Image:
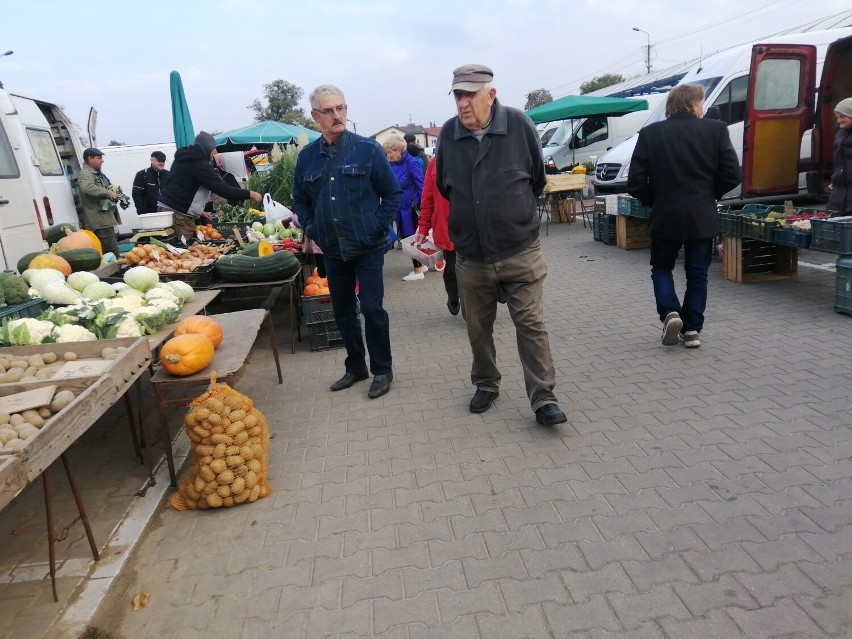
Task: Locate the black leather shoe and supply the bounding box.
[330,371,369,391]
[368,371,393,398]
[470,389,499,413]
[535,403,567,426]
[447,299,460,316]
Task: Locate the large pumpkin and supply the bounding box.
[80,230,103,255]
[173,315,223,348]
[159,334,215,376]
[55,230,97,253]
[29,253,72,277]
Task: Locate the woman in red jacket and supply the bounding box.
[415,158,459,315]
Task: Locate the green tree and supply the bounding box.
[524,88,553,110]
[248,79,317,130]
[107,139,125,146]
[579,73,625,95]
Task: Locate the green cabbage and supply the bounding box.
[67,271,101,293]
[123,265,159,292]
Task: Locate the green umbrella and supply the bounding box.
[214,120,320,146]
[170,70,195,148]
[526,95,649,124]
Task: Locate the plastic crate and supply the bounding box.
[741,213,780,241]
[0,298,48,321]
[400,235,444,268]
[301,294,335,325]
[719,209,744,236]
[308,319,344,351]
[835,256,852,316]
[593,212,617,245]
[121,262,218,290]
[811,217,852,253]
[772,227,812,249]
[616,196,650,219]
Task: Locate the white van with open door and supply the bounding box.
[0,86,84,271]
[741,33,852,202]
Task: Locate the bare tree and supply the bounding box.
[524,88,553,110]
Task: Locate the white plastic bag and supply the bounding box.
[263,193,293,224]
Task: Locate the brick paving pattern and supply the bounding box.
[3,219,852,638]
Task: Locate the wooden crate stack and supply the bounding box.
[722,237,797,283]
[616,216,651,250]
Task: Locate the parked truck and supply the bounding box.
[0,86,84,272]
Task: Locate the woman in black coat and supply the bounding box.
[827,97,852,217]
[628,84,741,349]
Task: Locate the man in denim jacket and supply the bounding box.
[293,85,402,399]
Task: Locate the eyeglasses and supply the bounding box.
[313,104,347,117]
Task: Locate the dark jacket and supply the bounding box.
[158,144,250,218]
[407,143,430,173]
[627,113,741,240]
[132,167,169,214]
[292,130,402,260]
[827,127,852,215]
[436,99,546,263]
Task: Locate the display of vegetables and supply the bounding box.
[120,241,231,274]
[159,333,215,376]
[213,204,264,224]
[0,273,30,307]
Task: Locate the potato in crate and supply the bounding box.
[400,235,444,269]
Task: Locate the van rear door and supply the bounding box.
[741,43,817,198]
[811,35,852,192]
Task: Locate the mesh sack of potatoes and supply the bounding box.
[171,374,271,510]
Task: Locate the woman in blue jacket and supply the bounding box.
[383,136,425,281]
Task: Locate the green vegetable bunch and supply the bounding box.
[0,273,30,306]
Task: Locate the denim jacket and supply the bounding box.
[293,130,402,260]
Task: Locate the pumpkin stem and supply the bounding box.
[162,353,184,363]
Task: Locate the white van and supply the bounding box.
[0,87,84,271]
[593,26,852,199]
[541,92,668,173]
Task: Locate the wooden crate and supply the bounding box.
[722,236,798,283]
[0,376,114,482]
[616,216,651,250]
[0,337,151,398]
[551,197,576,224]
[0,455,26,511]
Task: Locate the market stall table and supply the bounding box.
[211,271,301,354]
[149,308,281,486]
[540,173,589,235]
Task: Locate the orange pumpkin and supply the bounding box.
[29,253,72,276]
[257,241,274,257]
[159,334,215,376]
[305,268,320,286]
[55,230,96,252]
[173,315,223,348]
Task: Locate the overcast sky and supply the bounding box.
[1,0,850,146]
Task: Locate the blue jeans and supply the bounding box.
[324,248,392,376]
[650,237,713,333]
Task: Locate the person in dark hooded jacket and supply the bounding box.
[827,97,852,217]
[158,131,261,240]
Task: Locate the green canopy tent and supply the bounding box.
[525,95,649,124]
[214,121,320,152]
[170,70,195,148]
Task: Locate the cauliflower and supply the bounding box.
[101,296,145,314]
[115,315,143,338]
[53,323,97,343]
[146,297,180,313]
[0,318,57,345]
[145,287,180,305]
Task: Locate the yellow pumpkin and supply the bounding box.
[80,230,103,255]
[257,241,274,257]
[160,334,215,376]
[173,315,224,348]
[29,253,72,276]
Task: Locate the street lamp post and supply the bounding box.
[632,28,651,75]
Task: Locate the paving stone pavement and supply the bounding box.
[4,218,852,639]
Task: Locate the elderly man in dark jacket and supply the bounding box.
[132,151,169,214]
[433,64,566,427]
[628,84,741,349]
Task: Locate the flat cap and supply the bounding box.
[151,151,167,161]
[450,63,493,93]
[83,147,104,158]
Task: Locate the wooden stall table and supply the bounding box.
[149,309,281,486]
[541,173,588,235]
[146,289,221,354]
[0,338,153,601]
[211,271,302,354]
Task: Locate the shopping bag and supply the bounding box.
[383,224,398,254]
[262,193,293,224]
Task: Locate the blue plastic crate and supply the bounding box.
[772,227,812,249]
[308,319,344,351]
[0,298,48,322]
[811,217,852,253]
[835,256,852,316]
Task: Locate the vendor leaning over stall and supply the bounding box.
[78,147,123,256]
[158,131,262,241]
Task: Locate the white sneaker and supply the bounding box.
[681,330,701,348]
[661,312,683,346]
[402,271,425,281]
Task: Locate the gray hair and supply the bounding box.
[382,135,406,153]
[309,84,346,110]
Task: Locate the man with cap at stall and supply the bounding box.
[158,131,262,242]
[78,147,121,256]
[132,150,170,214]
[432,63,567,427]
